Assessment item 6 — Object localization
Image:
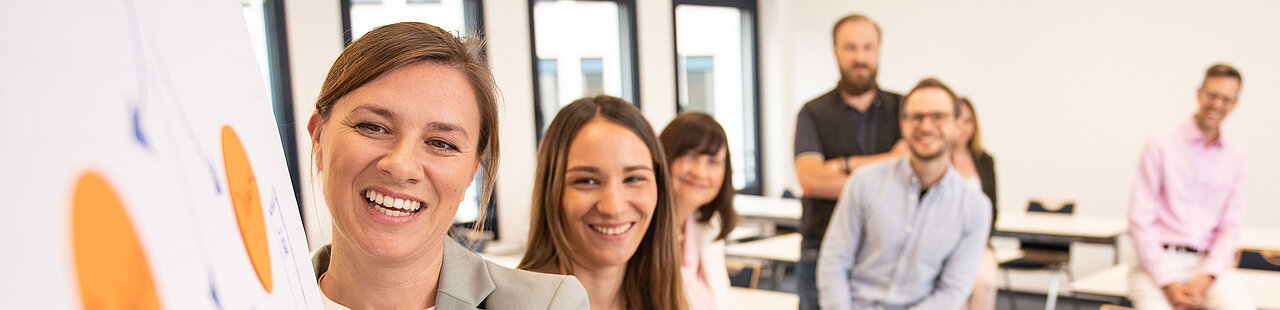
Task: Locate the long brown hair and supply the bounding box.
[958,97,985,157]
[658,112,738,241]
[519,95,687,310]
[312,22,500,225]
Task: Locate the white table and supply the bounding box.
[996,213,1127,243]
[724,233,802,290]
[1068,263,1132,304]
[734,195,802,236]
[994,247,1025,264]
[995,213,1128,263]
[724,233,802,263]
[727,226,763,242]
[729,287,798,309]
[1240,226,1280,252]
[1070,263,1280,309]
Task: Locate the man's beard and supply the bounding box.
[908,138,950,162]
[838,64,877,95]
[910,146,946,161]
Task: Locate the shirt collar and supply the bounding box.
[437,237,496,308]
[1179,117,1224,148]
[896,156,958,191]
[832,88,882,111]
[310,238,496,309]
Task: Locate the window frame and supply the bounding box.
[249,0,304,225]
[671,0,763,195]
[340,0,487,45]
[528,0,641,141]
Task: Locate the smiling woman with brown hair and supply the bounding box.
[520,95,687,310]
[306,22,587,310]
[659,112,738,310]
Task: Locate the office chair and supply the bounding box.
[725,259,763,289]
[1000,199,1078,310]
[1238,250,1280,272]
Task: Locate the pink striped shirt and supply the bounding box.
[1129,118,1249,286]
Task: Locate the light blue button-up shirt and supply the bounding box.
[817,156,991,310]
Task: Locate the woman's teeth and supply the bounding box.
[590,223,633,236]
[365,190,421,217]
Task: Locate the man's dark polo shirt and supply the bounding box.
[793,87,903,251]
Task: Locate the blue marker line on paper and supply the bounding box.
[132,105,149,147]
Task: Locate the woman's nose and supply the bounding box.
[377,139,424,184]
[596,183,627,216]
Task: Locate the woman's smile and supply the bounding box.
[363,188,423,217]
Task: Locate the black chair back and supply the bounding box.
[1238,250,1280,272]
[1028,199,1074,214]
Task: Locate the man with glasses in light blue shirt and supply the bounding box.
[817,78,991,309]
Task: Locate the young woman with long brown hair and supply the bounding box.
[659,112,738,310]
[520,95,687,310]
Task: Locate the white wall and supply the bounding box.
[484,0,538,249]
[757,0,1280,226]
[637,0,677,128]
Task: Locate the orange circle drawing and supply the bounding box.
[221,126,273,292]
[72,172,162,310]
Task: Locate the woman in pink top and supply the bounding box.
[659,112,739,310]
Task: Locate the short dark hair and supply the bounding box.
[658,112,737,241]
[902,77,960,116]
[832,14,882,45]
[1202,63,1242,88]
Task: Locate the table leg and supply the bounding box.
[1112,236,1120,265]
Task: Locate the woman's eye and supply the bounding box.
[572,178,598,186]
[427,139,458,152]
[355,123,387,135]
[624,176,648,183]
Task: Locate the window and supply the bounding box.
[341,0,491,226]
[342,0,482,44]
[581,57,605,97]
[682,56,715,112]
[537,58,561,126]
[674,1,761,194]
[240,0,302,214]
[530,0,639,137]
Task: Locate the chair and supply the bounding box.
[725,258,763,289]
[1237,250,1280,272]
[1027,199,1074,214]
[999,199,1078,310]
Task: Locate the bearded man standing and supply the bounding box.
[792,14,907,310]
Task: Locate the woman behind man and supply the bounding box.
[955,97,999,310]
[306,22,588,309]
[520,95,688,310]
[659,112,738,310]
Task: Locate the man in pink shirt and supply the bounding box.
[1128,64,1254,310]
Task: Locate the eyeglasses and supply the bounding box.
[901,112,954,124]
[1200,90,1237,105]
